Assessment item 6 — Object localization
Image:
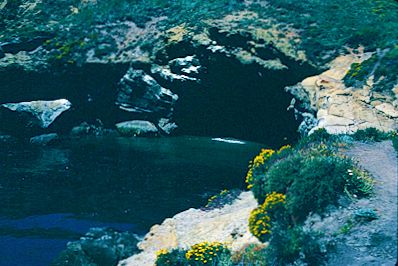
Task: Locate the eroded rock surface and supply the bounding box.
[119,191,260,266]
[116,68,178,117]
[1,99,71,128]
[288,53,398,134]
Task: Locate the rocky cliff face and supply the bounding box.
[287,52,398,135]
[1,1,397,141]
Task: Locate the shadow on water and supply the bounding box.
[0,136,264,265]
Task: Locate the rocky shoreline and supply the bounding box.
[118,140,397,266]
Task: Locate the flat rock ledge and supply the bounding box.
[119,191,260,266]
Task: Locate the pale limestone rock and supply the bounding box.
[374,103,398,118]
[119,192,260,266]
[293,53,398,134]
[1,99,71,128]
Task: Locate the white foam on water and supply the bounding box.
[212,138,246,144]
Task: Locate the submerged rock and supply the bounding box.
[116,120,158,137]
[116,68,178,117]
[0,99,71,128]
[30,133,59,145]
[53,228,139,266]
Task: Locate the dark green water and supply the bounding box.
[0,136,264,265]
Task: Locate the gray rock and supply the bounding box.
[158,118,178,135]
[298,112,318,135]
[116,120,158,137]
[1,99,72,128]
[30,133,59,145]
[116,68,178,117]
[169,55,202,77]
[150,64,199,83]
[52,227,139,266]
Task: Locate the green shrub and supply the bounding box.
[344,168,374,198]
[263,225,326,266]
[352,128,390,142]
[249,144,372,222]
[185,242,231,265]
[353,208,379,222]
[344,46,398,93]
[285,155,349,221]
[155,249,188,266]
[391,131,398,152]
[155,242,232,266]
[230,244,267,265]
[205,189,241,210]
[52,228,139,266]
[248,192,287,242]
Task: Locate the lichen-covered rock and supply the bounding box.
[119,191,260,266]
[287,53,398,134]
[116,68,178,117]
[116,120,158,137]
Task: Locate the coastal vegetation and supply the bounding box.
[153,128,398,265]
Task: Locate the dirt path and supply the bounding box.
[327,141,397,265]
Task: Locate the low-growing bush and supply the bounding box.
[155,242,231,266]
[230,244,267,265]
[248,142,373,222]
[248,192,286,242]
[352,128,391,142]
[205,189,241,210]
[186,242,231,265]
[155,249,188,266]
[263,225,326,265]
[52,228,139,266]
[391,131,398,152]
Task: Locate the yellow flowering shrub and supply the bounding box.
[185,241,230,264]
[277,144,291,154]
[245,149,275,189]
[249,192,286,242]
[156,249,169,257]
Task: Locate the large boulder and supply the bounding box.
[53,228,139,266]
[116,68,178,117]
[116,120,158,137]
[0,99,72,136]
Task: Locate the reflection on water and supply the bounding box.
[0,136,264,265]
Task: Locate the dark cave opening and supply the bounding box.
[171,50,318,147]
[0,38,319,145]
[0,63,129,135]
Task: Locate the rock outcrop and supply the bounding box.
[287,53,398,134]
[119,192,260,266]
[116,120,158,137]
[116,68,178,117]
[0,99,72,136]
[1,99,71,128]
[29,133,59,145]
